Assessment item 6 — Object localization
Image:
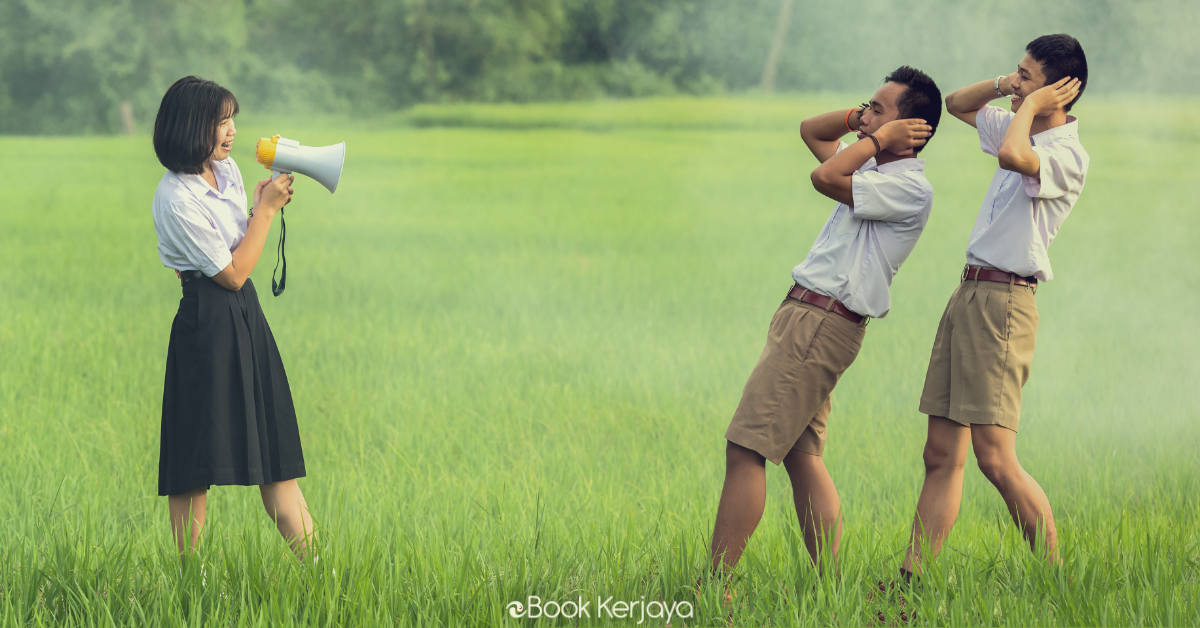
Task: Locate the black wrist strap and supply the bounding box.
[271,208,287,296]
[862,132,882,155]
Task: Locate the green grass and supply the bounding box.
[1,95,1198,626]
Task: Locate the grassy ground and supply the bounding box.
[0,95,1197,626]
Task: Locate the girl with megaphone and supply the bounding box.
[151,76,316,564]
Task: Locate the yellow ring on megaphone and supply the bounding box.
[256,135,280,168]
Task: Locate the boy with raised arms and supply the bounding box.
[707,66,941,574]
[901,34,1089,579]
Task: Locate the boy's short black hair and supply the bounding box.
[883,66,941,154]
[153,76,238,174]
[1026,34,1088,111]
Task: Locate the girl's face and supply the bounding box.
[209,114,236,162]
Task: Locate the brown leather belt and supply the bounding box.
[787,284,866,324]
[962,265,1037,288]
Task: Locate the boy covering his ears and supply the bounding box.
[707,66,941,573]
[902,34,1089,579]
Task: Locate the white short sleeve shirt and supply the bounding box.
[791,144,934,318]
[152,158,249,277]
[966,105,1089,281]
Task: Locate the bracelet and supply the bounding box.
[993,75,1007,98]
[862,132,881,155]
[844,108,856,133]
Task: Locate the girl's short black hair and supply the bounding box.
[153,76,238,174]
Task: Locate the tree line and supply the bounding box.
[1,0,1193,134]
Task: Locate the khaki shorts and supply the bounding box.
[725,297,866,464]
[919,279,1038,431]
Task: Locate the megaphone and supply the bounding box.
[253,134,346,297]
[255,135,345,193]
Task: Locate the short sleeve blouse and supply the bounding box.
[151,158,249,277]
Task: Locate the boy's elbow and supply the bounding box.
[799,117,815,140]
[810,167,830,191]
[997,147,1035,175]
[996,145,1011,163]
[945,93,981,125]
[944,92,971,115]
[810,167,841,197]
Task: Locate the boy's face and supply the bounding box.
[857,81,905,137]
[1008,53,1050,113]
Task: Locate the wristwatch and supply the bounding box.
[993,75,1007,98]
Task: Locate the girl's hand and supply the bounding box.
[252,179,268,211]
[256,174,295,216]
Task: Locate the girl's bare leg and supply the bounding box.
[168,488,208,563]
[260,479,316,559]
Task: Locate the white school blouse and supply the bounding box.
[152,157,248,277]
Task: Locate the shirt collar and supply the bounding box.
[175,159,233,200]
[874,156,925,174]
[1031,115,1079,146]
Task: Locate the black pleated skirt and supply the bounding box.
[159,276,305,496]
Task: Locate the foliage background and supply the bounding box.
[2,0,1198,134]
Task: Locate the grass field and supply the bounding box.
[1,95,1198,626]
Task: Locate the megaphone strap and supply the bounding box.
[271,208,287,297]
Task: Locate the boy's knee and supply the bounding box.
[976,455,1018,488]
[783,448,822,471]
[922,440,965,473]
[726,441,766,468]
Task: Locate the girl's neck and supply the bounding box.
[200,161,218,190]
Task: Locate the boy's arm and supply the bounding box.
[811,118,933,206]
[810,138,877,205]
[997,77,1082,176]
[945,72,1015,128]
[800,106,865,163]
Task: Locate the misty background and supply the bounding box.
[1,0,1197,134]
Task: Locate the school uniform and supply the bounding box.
[152,157,305,496]
[725,144,934,464]
[919,105,1089,430]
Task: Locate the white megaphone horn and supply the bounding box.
[255,135,345,193]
